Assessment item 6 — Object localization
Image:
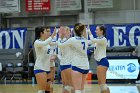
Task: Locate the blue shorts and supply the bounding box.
[72,66,89,74]
[96,58,109,67]
[34,70,50,75]
[60,65,71,71]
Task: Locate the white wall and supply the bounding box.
[94,10,140,24]
[78,0,140,25]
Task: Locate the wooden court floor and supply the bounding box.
[0,83,140,93]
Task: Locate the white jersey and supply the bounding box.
[58,38,72,65]
[48,42,57,56]
[47,43,57,67]
[58,36,89,70]
[90,35,107,61]
[34,37,52,71]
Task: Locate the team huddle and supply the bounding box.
[33,23,110,93]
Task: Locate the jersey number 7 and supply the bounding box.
[81,42,85,50]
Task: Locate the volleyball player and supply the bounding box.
[88,25,110,93]
[33,26,56,93]
[58,23,90,93]
[58,26,73,93]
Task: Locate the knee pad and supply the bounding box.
[64,85,71,92]
[99,84,108,92]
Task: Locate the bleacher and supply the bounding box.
[0,49,23,66]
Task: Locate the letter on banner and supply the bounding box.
[0,31,10,49]
[129,26,140,46]
[112,27,126,46]
[11,30,24,49]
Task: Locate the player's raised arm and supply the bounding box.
[34,26,53,47]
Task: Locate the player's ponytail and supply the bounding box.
[74,23,85,37]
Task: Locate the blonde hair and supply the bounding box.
[62,26,70,32]
[66,26,70,32]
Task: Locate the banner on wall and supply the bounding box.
[0,28,27,49]
[51,24,140,47]
[26,0,51,12]
[0,24,140,49]
[55,0,81,11]
[0,0,20,13]
[107,59,139,79]
[104,24,140,47]
[86,0,113,9]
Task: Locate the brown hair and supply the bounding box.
[98,25,106,37]
[74,23,85,37]
[45,26,50,30]
[35,26,46,40]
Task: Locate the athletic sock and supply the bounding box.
[38,90,45,93]
[75,90,81,93]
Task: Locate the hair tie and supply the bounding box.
[75,26,79,30]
